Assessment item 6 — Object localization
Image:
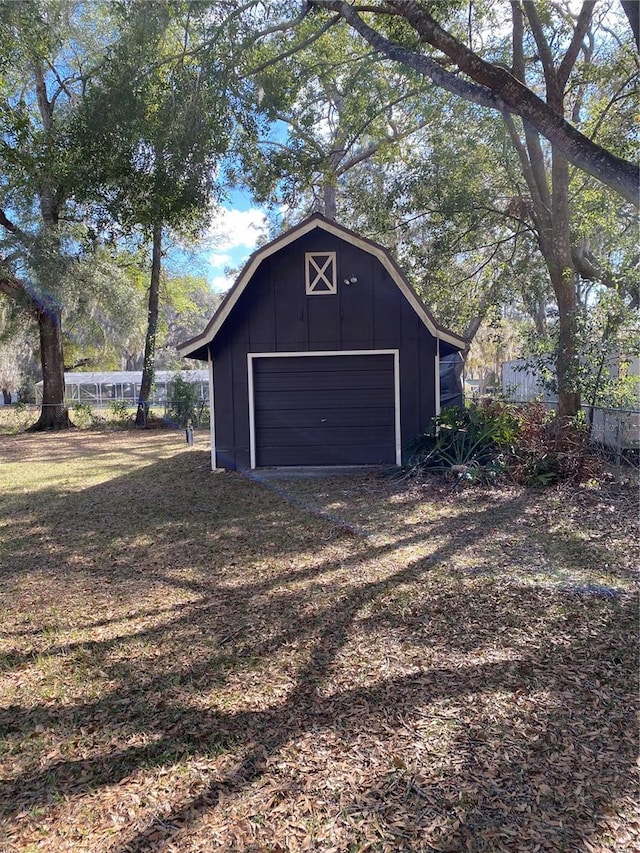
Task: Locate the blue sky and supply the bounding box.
[166,189,271,293]
[203,194,270,292]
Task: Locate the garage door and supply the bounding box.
[252,353,398,467]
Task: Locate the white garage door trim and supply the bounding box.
[247,350,401,469]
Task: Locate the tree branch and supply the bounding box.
[245,14,342,78]
[32,59,53,132]
[511,3,552,213]
[571,244,626,294]
[45,59,79,108]
[336,88,429,165]
[309,0,638,205]
[309,1,503,111]
[0,209,24,238]
[336,116,430,176]
[557,2,595,91]
[0,272,40,318]
[502,112,551,243]
[522,1,560,106]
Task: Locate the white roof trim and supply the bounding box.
[178,216,466,357]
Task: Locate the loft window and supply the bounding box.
[305,252,337,295]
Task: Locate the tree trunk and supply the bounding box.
[549,149,581,419]
[27,59,71,431]
[550,265,581,418]
[503,5,584,419]
[135,222,163,427]
[2,389,12,405]
[323,183,337,220]
[27,307,72,431]
[621,1,639,51]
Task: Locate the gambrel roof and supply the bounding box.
[179,214,467,360]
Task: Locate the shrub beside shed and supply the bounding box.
[179,215,466,470]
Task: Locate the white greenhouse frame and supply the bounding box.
[35,370,209,408]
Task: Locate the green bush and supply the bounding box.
[0,402,34,434]
[168,375,203,428]
[408,400,519,482]
[71,402,94,428]
[18,375,36,404]
[108,399,133,425]
[408,401,599,487]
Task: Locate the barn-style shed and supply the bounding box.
[179,214,466,470]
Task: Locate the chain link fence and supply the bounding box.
[497,399,639,473]
[0,399,210,432]
[587,406,639,473]
[3,398,638,476]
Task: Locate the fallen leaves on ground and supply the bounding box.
[0,431,637,852]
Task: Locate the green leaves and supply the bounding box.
[230,18,434,219]
[69,1,241,238]
[407,400,602,487]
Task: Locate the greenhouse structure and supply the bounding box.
[35,370,209,408]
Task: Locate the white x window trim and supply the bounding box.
[305,252,337,295]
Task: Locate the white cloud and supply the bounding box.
[210,273,235,293]
[206,207,268,252]
[203,207,269,290]
[208,252,233,269]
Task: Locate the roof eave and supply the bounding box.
[178,214,468,357]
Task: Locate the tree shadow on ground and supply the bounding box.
[0,449,637,852]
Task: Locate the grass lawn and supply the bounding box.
[0,430,637,853]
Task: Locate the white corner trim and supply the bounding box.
[393,350,401,465]
[247,349,402,469]
[247,352,257,469]
[208,351,217,470]
[435,338,441,417]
